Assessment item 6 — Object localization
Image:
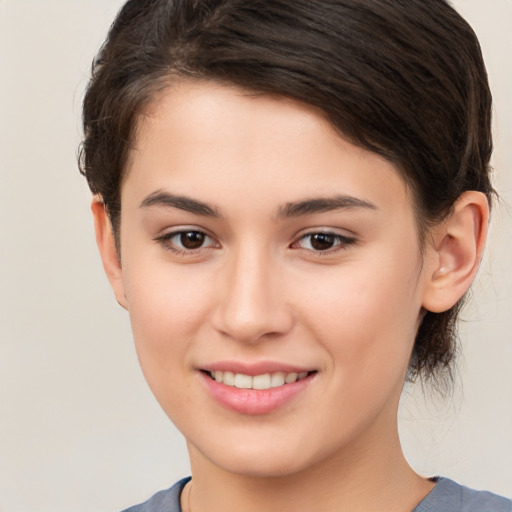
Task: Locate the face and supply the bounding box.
[105,81,438,477]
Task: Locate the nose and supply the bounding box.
[211,246,294,344]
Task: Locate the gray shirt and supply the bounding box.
[122,477,511,512]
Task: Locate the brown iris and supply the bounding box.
[310,233,336,251]
[180,231,205,249]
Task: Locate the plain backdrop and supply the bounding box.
[0,1,511,511]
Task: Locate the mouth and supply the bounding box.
[199,366,317,415]
[203,370,314,390]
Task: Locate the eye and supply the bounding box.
[176,231,208,250]
[156,229,218,254]
[293,232,356,252]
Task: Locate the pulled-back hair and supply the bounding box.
[79,0,493,386]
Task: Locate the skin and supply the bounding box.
[93,81,488,512]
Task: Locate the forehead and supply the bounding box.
[124,80,412,220]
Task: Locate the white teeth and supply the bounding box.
[270,372,285,387]
[285,372,298,384]
[234,373,252,389]
[223,371,235,386]
[209,370,310,390]
[252,374,271,390]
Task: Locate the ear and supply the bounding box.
[91,198,128,309]
[422,191,489,313]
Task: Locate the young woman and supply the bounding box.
[79,1,511,510]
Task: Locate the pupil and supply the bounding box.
[181,232,205,249]
[311,233,335,250]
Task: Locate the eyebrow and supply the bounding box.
[139,190,377,220]
[139,191,222,217]
[277,195,377,219]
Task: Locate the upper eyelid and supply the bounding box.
[155,227,218,248]
[155,226,214,239]
[294,232,356,244]
[293,227,357,241]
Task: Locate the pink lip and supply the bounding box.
[199,368,316,416]
[202,360,312,376]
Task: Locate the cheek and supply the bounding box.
[296,251,422,380]
[121,252,214,373]
[120,259,218,426]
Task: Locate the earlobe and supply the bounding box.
[422,191,489,313]
[91,198,128,310]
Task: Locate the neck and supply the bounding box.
[184,424,433,512]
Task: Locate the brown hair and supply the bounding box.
[79,0,493,387]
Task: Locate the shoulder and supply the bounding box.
[414,477,511,512]
[120,477,190,512]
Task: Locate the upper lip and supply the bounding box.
[200,361,315,376]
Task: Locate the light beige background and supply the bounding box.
[0,1,510,511]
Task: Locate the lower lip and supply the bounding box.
[200,372,315,415]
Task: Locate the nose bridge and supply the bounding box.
[213,240,292,343]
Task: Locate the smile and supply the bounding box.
[208,370,310,390]
[201,368,316,415]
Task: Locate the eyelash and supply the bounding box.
[291,232,357,254]
[155,229,356,256]
[155,229,218,255]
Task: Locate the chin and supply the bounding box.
[211,451,309,479]
[189,431,331,479]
